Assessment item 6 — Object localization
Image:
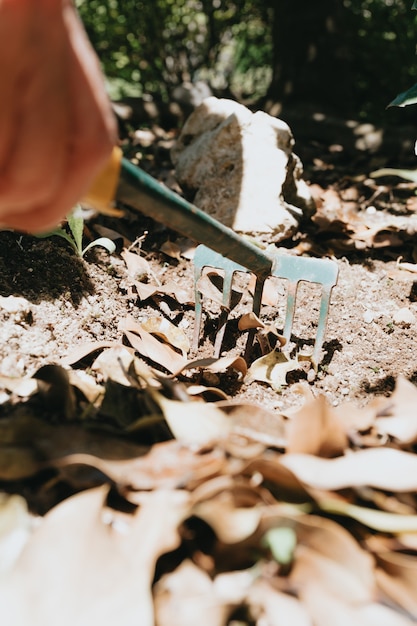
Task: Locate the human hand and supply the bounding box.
[0,0,117,232]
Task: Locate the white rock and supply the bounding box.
[0,295,31,314]
[393,307,416,327]
[363,310,375,324]
[172,97,315,243]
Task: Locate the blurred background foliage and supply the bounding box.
[76,0,417,123]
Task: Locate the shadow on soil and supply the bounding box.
[0,232,95,305]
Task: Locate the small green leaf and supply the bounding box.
[81,237,116,258]
[388,82,417,108]
[370,167,417,183]
[413,0,417,10]
[262,527,297,565]
[67,206,85,255]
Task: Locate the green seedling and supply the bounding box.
[370,4,417,189]
[36,205,116,258]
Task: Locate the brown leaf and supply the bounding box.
[217,401,286,449]
[247,580,313,626]
[281,448,417,492]
[375,550,417,617]
[54,441,226,491]
[177,355,247,378]
[238,311,264,331]
[61,340,125,367]
[196,271,243,309]
[375,376,417,444]
[159,239,182,260]
[0,487,188,626]
[248,275,280,306]
[120,316,187,373]
[299,584,412,626]
[121,248,152,279]
[133,280,192,304]
[140,316,190,356]
[154,560,236,626]
[286,393,348,457]
[0,493,34,575]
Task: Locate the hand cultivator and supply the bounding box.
[86,148,339,365]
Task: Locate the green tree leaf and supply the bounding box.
[388,82,417,108]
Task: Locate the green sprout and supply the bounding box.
[36,205,116,258]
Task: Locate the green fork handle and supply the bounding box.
[84,146,272,278]
[117,157,273,280]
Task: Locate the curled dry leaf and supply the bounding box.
[91,345,137,385]
[286,393,348,457]
[141,316,190,356]
[248,274,280,306]
[55,440,226,491]
[374,375,417,444]
[149,388,232,445]
[120,316,187,374]
[193,498,263,543]
[217,401,286,449]
[159,239,182,260]
[238,313,286,354]
[246,350,302,390]
[67,369,104,404]
[61,340,125,367]
[281,447,417,492]
[0,493,34,576]
[187,384,229,401]
[0,374,38,397]
[375,550,417,618]
[299,584,413,626]
[0,486,189,626]
[283,513,375,601]
[121,248,152,280]
[196,271,244,309]
[238,311,264,331]
[154,560,233,626]
[171,355,247,378]
[247,580,313,626]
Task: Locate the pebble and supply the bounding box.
[363,310,375,324]
[393,307,416,328]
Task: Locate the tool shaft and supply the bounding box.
[118,158,273,280]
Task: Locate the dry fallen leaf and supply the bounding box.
[121,248,152,280]
[141,316,190,356]
[120,316,188,373]
[375,550,417,618]
[154,560,235,626]
[286,393,348,457]
[281,447,417,492]
[0,486,189,626]
[374,375,417,444]
[150,388,232,444]
[159,239,182,260]
[246,349,302,390]
[0,494,34,576]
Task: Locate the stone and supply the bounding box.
[171,97,315,243]
[393,307,416,328]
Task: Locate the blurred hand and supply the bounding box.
[0,0,117,232]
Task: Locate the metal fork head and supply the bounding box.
[193,244,339,366]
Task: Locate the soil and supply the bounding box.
[1,129,417,417]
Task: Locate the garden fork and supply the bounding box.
[85,148,339,364]
[193,245,338,365]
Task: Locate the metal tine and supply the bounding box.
[193,244,338,365]
[193,244,260,357]
[270,252,339,366]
